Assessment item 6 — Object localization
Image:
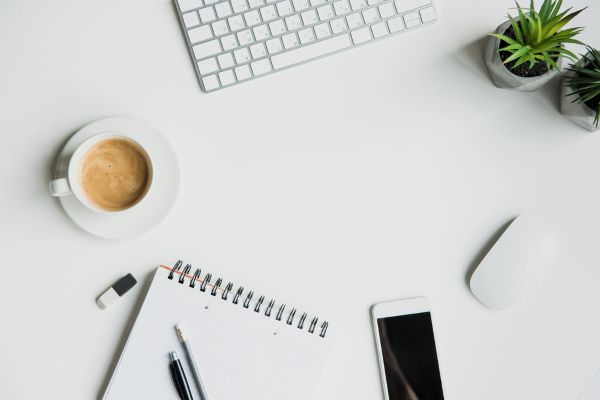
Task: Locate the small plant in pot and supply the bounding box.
[562,47,600,132]
[484,0,584,91]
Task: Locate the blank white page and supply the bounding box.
[103,265,332,400]
[580,369,600,400]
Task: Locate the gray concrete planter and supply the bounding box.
[561,52,600,132]
[484,19,562,91]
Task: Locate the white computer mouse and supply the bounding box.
[469,214,558,310]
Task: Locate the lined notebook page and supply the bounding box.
[103,266,332,400]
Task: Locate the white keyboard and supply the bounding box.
[176,0,437,92]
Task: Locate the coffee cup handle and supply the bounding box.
[49,178,72,197]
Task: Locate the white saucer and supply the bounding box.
[54,117,179,239]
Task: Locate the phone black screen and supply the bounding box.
[377,312,444,400]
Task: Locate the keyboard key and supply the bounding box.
[254,24,270,39]
[180,0,437,91]
[250,42,267,58]
[333,0,350,15]
[260,5,278,21]
[350,0,367,11]
[346,13,363,28]
[193,39,222,58]
[219,69,236,85]
[266,37,284,53]
[182,11,200,27]
[232,0,250,13]
[244,10,261,25]
[234,47,251,63]
[317,5,334,20]
[221,34,238,50]
[237,29,254,45]
[351,26,371,44]
[314,22,331,39]
[199,6,217,22]
[228,15,246,30]
[387,15,404,32]
[235,64,252,80]
[197,57,219,74]
[298,27,316,44]
[403,11,421,28]
[378,3,394,18]
[215,1,233,17]
[218,52,235,68]
[301,9,318,25]
[292,0,310,12]
[269,20,286,35]
[330,17,347,33]
[394,0,430,13]
[282,32,299,48]
[420,6,436,23]
[212,20,229,35]
[202,74,220,91]
[188,25,213,43]
[238,29,254,46]
[179,0,204,12]
[285,14,302,30]
[271,33,351,69]
[276,0,294,16]
[371,21,388,37]
[362,8,379,23]
[251,59,272,75]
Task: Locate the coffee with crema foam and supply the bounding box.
[80,138,151,211]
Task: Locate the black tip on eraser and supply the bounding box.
[113,273,137,296]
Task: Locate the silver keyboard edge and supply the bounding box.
[174,0,211,92]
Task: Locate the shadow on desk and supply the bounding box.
[538,73,562,113]
[96,269,156,400]
[453,36,492,84]
[453,35,564,114]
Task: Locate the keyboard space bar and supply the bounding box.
[271,34,352,70]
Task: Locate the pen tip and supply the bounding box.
[170,351,178,362]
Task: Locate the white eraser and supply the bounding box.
[96,288,120,310]
[175,324,186,342]
[96,273,137,310]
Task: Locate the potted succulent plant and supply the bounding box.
[562,47,600,132]
[484,0,584,91]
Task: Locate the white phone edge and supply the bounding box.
[371,297,445,400]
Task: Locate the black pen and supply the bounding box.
[169,351,194,400]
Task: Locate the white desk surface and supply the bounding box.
[1,0,600,399]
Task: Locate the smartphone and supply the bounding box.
[372,297,445,400]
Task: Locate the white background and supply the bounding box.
[1,0,599,399]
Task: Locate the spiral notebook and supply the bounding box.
[102,261,332,400]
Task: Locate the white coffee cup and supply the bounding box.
[49,133,154,214]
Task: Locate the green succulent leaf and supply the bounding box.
[491,34,518,45]
[565,47,600,127]
[490,0,585,72]
[504,45,533,64]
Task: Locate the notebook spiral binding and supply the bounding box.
[167,260,329,338]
